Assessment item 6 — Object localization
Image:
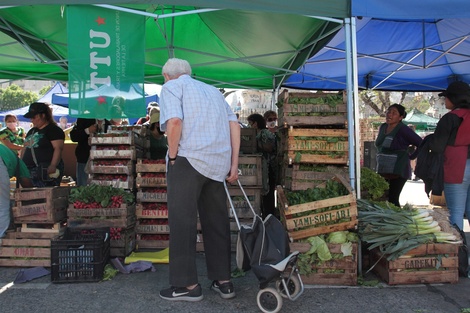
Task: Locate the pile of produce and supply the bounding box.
[285,179,349,206]
[297,230,358,275]
[69,185,134,208]
[360,167,389,201]
[357,199,462,261]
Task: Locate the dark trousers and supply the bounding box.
[262,167,277,218]
[167,157,232,287]
[387,176,408,207]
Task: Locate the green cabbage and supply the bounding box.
[326,231,348,244]
[306,236,332,261]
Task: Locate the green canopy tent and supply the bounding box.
[0,4,346,90]
[404,108,439,131]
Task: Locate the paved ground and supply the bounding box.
[1,180,469,313]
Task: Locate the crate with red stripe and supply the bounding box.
[278,90,347,127]
[12,187,70,224]
[276,175,357,240]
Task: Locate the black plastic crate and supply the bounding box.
[51,227,110,283]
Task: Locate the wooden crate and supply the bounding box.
[110,227,136,257]
[277,175,357,240]
[67,204,136,228]
[67,215,136,228]
[108,125,149,136]
[90,159,135,174]
[227,187,261,218]
[90,131,148,148]
[281,128,349,164]
[369,243,459,285]
[89,146,141,160]
[278,90,347,127]
[135,221,170,234]
[238,154,262,187]
[240,128,258,154]
[136,234,169,250]
[13,187,70,223]
[137,189,167,202]
[136,159,166,173]
[67,204,135,218]
[136,173,167,188]
[89,175,135,189]
[283,164,348,191]
[0,231,52,267]
[290,242,358,286]
[136,203,168,219]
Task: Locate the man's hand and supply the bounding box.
[226,165,239,184]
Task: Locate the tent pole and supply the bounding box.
[344,18,359,195]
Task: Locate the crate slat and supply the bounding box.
[290,242,357,286]
[369,243,459,285]
[277,175,357,240]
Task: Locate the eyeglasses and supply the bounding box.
[267,117,277,122]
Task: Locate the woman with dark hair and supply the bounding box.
[22,102,65,187]
[375,103,422,207]
[247,113,278,218]
[429,81,470,231]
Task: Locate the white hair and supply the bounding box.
[162,58,192,79]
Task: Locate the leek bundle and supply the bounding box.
[357,199,461,261]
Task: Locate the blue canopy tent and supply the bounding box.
[283,17,470,91]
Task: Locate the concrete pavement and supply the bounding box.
[1,179,469,313]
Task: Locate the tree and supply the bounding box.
[359,90,407,116]
[0,84,38,110]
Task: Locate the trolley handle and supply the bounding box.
[224,170,258,230]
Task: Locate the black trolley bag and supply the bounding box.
[224,179,303,313]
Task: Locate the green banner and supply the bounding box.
[67,5,146,119]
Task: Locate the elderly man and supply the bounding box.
[158,58,240,302]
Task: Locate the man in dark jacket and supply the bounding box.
[69,118,110,186]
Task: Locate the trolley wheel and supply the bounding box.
[257,287,283,313]
[276,274,302,299]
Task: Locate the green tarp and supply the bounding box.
[0,4,343,89]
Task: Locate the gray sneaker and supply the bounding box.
[211,281,236,299]
[160,284,203,302]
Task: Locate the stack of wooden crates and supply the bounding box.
[276,89,359,285]
[67,125,150,257]
[0,187,70,267]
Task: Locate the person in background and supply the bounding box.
[22,102,65,187]
[247,113,278,218]
[375,104,422,207]
[0,144,33,238]
[159,58,240,302]
[135,101,158,125]
[0,114,25,154]
[147,107,168,160]
[70,118,111,186]
[263,110,279,134]
[59,116,68,130]
[429,81,470,231]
